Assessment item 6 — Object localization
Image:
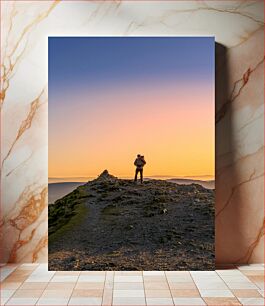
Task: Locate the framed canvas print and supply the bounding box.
[48,37,215,270]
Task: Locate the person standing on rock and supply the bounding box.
[134,154,146,184]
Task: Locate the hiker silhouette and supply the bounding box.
[134,154,146,183]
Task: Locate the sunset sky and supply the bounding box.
[48,37,214,179]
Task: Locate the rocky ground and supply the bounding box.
[48,170,215,270]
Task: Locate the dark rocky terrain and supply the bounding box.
[48,170,215,270]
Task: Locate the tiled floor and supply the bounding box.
[0,264,264,305]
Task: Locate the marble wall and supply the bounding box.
[1,0,264,264]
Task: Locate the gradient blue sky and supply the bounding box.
[49,37,214,98]
[48,37,215,178]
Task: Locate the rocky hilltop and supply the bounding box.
[48,170,214,270]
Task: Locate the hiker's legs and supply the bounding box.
[140,169,143,183]
[134,169,139,182]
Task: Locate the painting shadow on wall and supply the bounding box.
[215,42,244,265]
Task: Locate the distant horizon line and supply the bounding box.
[48,174,215,181]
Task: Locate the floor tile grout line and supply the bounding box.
[101,270,108,306]
[190,269,232,301]
[199,267,247,306]
[218,270,252,281]
[101,271,106,306]
[217,267,260,299]
[65,293,72,306]
[190,270,201,295]
[21,287,46,305]
[73,271,81,290]
[33,266,51,303]
[165,270,175,305]
[142,270,147,306]
[113,271,119,306]
[68,270,82,305]
[226,268,252,306]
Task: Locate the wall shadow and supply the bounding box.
[215,42,241,264]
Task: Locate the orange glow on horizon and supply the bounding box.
[49,81,214,179]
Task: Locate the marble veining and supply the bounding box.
[216,57,264,124]
[0,0,264,264]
